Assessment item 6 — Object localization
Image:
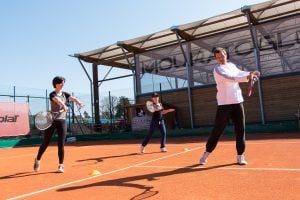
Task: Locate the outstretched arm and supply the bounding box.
[162,108,175,115]
[52,96,69,111]
[214,66,249,83]
[69,96,84,109]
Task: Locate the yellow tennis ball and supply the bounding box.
[90,169,101,176]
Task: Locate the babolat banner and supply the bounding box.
[0,102,30,137]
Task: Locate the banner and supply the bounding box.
[0,102,30,137]
[131,115,151,131]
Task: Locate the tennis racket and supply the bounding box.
[34,110,64,130]
[146,101,155,113]
[247,76,258,97]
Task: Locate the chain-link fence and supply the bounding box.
[0,85,135,135]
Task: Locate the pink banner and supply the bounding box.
[0,102,30,137]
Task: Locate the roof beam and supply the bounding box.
[116,41,144,54]
[170,26,195,41]
[80,56,130,69]
[98,74,133,83]
[241,5,259,25]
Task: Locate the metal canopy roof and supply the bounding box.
[75,0,300,69]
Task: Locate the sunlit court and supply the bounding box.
[1,134,299,200]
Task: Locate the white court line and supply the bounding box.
[6,146,204,200]
[135,165,300,172]
[2,140,299,160]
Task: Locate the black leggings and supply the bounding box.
[206,103,246,155]
[142,119,166,148]
[36,120,67,164]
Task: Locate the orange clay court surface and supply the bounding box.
[1,133,300,200]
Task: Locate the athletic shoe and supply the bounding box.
[160,147,167,152]
[140,145,145,153]
[237,155,248,165]
[58,164,64,173]
[199,152,210,165]
[33,158,40,172]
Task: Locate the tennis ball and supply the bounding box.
[90,169,101,176]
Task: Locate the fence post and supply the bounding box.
[297,106,300,131]
[45,89,48,111]
[123,98,126,121]
[13,86,16,102]
[159,83,162,102]
[109,91,112,132]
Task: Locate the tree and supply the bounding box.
[115,96,131,119]
[83,111,90,119]
[100,95,118,119]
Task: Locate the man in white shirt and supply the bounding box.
[199,47,260,165]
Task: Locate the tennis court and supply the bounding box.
[1,133,299,200]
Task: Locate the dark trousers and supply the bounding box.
[206,103,246,155]
[142,119,166,148]
[36,120,67,164]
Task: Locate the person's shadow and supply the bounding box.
[0,153,158,180]
[0,171,60,180]
[75,153,139,164]
[73,152,161,166]
[58,163,236,199]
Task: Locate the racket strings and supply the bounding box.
[34,111,54,130]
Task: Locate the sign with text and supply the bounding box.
[0,102,30,137]
[131,115,151,131]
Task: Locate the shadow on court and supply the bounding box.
[0,171,60,180]
[73,152,163,167]
[76,153,140,163]
[57,163,236,199]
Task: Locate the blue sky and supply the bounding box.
[0,0,267,97]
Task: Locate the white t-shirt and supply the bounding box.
[213,62,250,105]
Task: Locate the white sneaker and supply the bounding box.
[160,147,167,152]
[140,146,145,153]
[199,152,210,165]
[58,164,64,173]
[237,155,248,165]
[33,158,40,172]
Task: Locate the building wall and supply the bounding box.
[261,74,300,121]
[136,73,300,128]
